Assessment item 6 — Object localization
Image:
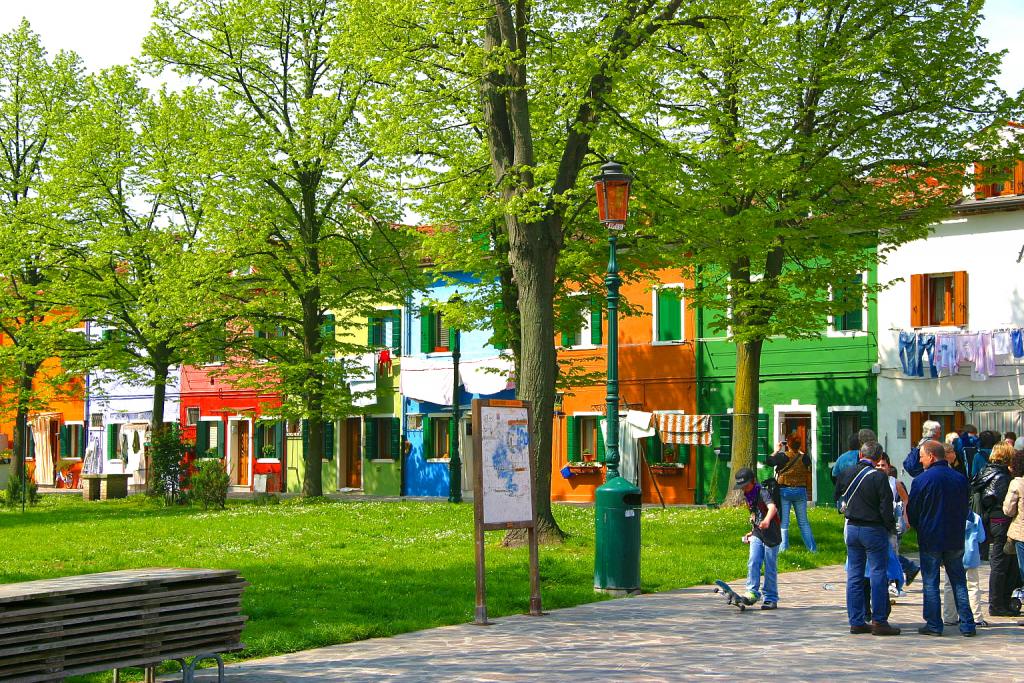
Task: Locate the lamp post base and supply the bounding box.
[594,586,642,597]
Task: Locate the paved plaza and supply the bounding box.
[183,562,1020,682]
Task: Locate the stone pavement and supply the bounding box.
[187,563,1021,682]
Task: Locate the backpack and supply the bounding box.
[760,477,782,510]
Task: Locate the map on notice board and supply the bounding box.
[479,404,534,525]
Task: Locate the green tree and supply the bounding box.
[358,0,703,540]
[623,0,1019,498]
[144,0,420,496]
[0,20,83,484]
[52,67,230,443]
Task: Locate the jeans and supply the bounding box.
[898,331,918,376]
[917,333,937,378]
[745,535,779,604]
[846,524,891,626]
[898,552,920,582]
[779,486,817,552]
[1016,540,1024,584]
[920,550,975,634]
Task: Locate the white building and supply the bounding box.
[877,170,1024,469]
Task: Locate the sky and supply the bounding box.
[0,0,1020,94]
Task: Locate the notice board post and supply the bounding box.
[471,398,542,625]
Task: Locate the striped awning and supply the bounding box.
[656,413,712,445]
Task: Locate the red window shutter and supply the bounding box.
[910,274,926,327]
[953,271,968,327]
[975,162,987,199]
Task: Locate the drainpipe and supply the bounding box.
[694,266,705,505]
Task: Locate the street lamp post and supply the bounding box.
[592,161,642,595]
[448,325,462,503]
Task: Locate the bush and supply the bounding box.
[191,459,230,510]
[149,425,188,504]
[4,475,40,507]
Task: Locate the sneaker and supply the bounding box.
[888,583,899,597]
[761,602,777,610]
[917,626,942,636]
[977,619,989,627]
[850,624,872,634]
[905,566,919,586]
[872,622,901,636]
[742,591,759,605]
[962,630,977,637]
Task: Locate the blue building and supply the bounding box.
[401,274,514,497]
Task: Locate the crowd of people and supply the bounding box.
[734,421,1024,636]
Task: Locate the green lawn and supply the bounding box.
[1,495,855,681]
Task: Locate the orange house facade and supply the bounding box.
[551,268,700,505]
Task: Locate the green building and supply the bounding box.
[697,269,877,505]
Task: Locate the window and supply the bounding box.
[420,306,453,353]
[59,424,84,458]
[195,420,224,457]
[90,413,103,429]
[254,421,285,460]
[368,310,401,351]
[909,411,964,442]
[363,417,401,459]
[975,160,1023,199]
[566,415,604,462]
[185,407,200,426]
[653,285,685,342]
[560,296,601,348]
[422,416,451,460]
[830,273,866,333]
[910,272,968,327]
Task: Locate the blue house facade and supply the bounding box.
[401,274,514,497]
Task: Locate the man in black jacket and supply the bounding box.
[837,442,900,636]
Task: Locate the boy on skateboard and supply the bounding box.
[736,467,782,609]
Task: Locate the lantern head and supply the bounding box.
[593,161,632,229]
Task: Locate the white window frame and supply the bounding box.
[827,271,868,337]
[651,283,686,345]
[562,292,597,350]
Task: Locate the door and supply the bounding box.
[780,413,813,500]
[227,418,251,487]
[345,417,362,488]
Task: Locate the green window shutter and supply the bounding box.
[321,313,336,340]
[323,420,335,460]
[566,416,580,462]
[596,418,606,463]
[821,413,834,461]
[195,422,208,455]
[254,327,266,339]
[58,424,69,457]
[422,416,434,459]
[106,424,119,459]
[365,419,378,459]
[301,419,309,458]
[645,435,660,463]
[657,288,683,341]
[718,416,733,459]
[390,417,401,459]
[560,330,573,347]
[756,413,769,459]
[216,421,225,457]
[589,297,603,345]
[79,425,87,458]
[276,421,286,459]
[859,410,873,432]
[254,423,265,459]
[842,306,863,332]
[390,310,402,352]
[420,307,435,353]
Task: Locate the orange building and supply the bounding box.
[551,268,700,505]
[0,325,87,488]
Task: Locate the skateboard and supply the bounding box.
[713,579,754,611]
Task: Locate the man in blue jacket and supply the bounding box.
[907,440,976,637]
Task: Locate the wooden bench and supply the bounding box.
[0,568,247,682]
[81,473,131,501]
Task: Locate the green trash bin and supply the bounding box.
[594,475,641,594]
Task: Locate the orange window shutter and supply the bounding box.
[953,271,968,327]
[909,273,925,327]
[1015,160,1024,195]
[953,411,965,432]
[974,162,987,199]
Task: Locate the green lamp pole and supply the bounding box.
[448,325,462,503]
[592,161,642,595]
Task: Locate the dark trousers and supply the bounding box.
[988,519,1018,613]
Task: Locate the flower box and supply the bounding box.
[651,464,685,476]
[567,463,603,475]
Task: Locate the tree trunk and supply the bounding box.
[149,359,170,495]
[725,338,763,506]
[12,362,39,486]
[505,217,565,544]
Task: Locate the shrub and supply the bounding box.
[149,425,188,504]
[4,475,40,507]
[191,459,230,510]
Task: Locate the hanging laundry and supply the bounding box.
[934,334,959,376]
[1012,329,1024,359]
[898,331,919,376]
[993,331,1012,357]
[656,413,712,445]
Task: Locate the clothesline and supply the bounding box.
[894,328,1024,381]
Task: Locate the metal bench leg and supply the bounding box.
[183,653,225,683]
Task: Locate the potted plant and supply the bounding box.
[261,444,277,459]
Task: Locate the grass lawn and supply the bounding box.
[0,495,861,681]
